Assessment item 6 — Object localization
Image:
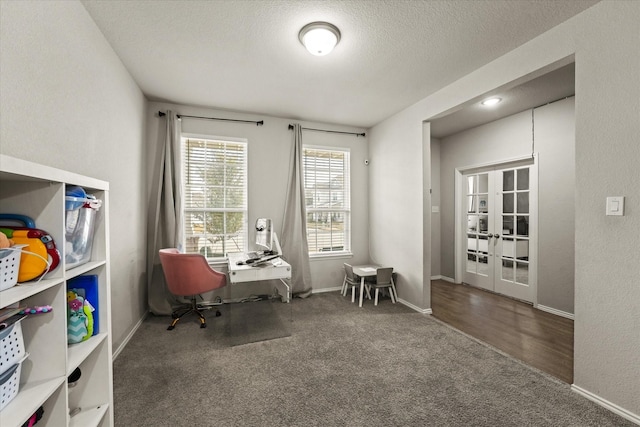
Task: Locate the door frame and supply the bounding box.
[454,153,538,306]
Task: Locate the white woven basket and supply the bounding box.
[0,246,23,291]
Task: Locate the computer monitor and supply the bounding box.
[254,218,282,256]
[255,218,273,252]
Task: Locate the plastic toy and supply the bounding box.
[19,305,53,315]
[0,232,13,248]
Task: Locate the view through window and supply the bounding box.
[303,147,351,255]
[182,136,248,260]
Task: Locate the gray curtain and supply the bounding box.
[146,111,184,315]
[281,124,312,297]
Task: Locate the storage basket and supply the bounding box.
[65,193,102,270]
[0,315,26,375]
[0,356,27,411]
[0,247,22,291]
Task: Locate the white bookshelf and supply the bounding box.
[0,155,113,427]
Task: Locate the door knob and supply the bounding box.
[487,233,494,238]
[494,234,500,239]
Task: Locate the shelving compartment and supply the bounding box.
[68,336,110,427]
[1,156,112,427]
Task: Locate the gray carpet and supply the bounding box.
[113,292,632,426]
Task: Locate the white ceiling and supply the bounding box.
[81,0,595,130]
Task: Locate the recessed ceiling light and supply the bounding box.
[299,22,341,56]
[481,97,502,107]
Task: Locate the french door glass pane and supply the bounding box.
[503,170,514,191]
[467,196,476,213]
[478,255,489,276]
[468,176,477,193]
[516,262,529,284]
[517,192,529,213]
[479,195,488,213]
[516,239,529,260]
[467,234,477,251]
[516,216,529,236]
[502,215,514,235]
[479,215,488,233]
[478,174,489,193]
[502,260,514,282]
[503,193,514,213]
[478,235,488,254]
[502,237,514,258]
[517,168,529,190]
[467,254,477,273]
[467,215,478,233]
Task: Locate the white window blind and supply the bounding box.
[303,147,351,255]
[182,137,247,259]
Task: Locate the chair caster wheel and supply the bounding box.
[215,310,221,317]
[167,325,175,331]
[200,323,207,328]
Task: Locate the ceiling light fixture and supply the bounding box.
[481,97,502,107]
[299,22,341,56]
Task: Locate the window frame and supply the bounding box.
[180,133,249,262]
[302,144,352,258]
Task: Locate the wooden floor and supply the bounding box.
[430,279,574,383]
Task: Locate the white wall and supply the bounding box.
[368,108,428,309]
[146,101,370,298]
[0,1,148,351]
[430,138,442,278]
[369,0,639,420]
[438,98,575,313]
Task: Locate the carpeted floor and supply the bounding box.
[113,292,633,426]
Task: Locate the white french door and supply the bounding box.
[460,158,537,303]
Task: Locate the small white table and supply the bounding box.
[227,252,292,302]
[352,264,380,307]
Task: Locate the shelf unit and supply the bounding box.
[0,155,113,427]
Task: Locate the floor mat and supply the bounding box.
[223,299,291,346]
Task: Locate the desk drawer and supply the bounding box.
[229,264,291,283]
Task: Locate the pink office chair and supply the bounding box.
[159,248,227,330]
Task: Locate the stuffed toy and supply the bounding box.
[0,231,14,248]
[67,289,95,344]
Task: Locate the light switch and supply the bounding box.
[606,196,625,216]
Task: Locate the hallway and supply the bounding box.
[430,279,574,383]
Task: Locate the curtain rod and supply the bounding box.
[158,111,263,126]
[288,124,365,137]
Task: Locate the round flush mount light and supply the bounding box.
[481,97,502,107]
[299,22,341,56]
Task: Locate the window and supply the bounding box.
[303,146,351,255]
[182,136,247,260]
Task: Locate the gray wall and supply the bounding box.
[369,0,639,417]
[438,98,575,314]
[0,1,148,352]
[146,101,370,298]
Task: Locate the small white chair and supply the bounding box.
[367,267,397,306]
[342,263,371,303]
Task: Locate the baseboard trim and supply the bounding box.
[312,286,342,294]
[537,304,574,320]
[571,384,640,425]
[399,298,432,315]
[435,275,456,283]
[113,310,149,361]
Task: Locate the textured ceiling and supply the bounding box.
[81,0,596,130]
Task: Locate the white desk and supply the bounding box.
[227,252,292,303]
